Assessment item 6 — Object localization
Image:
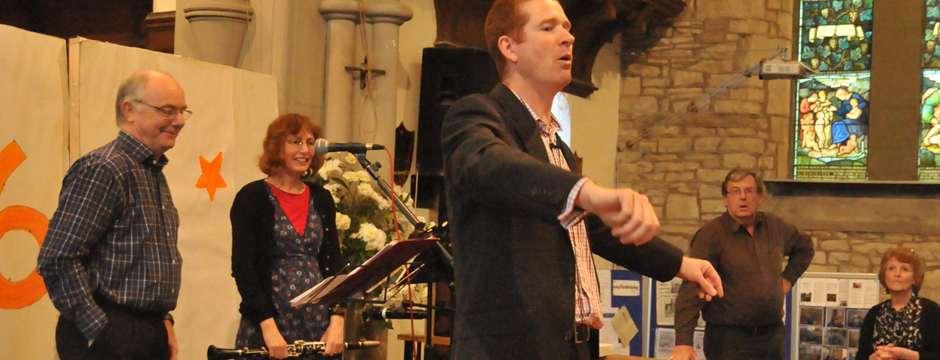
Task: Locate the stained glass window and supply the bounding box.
[924,0,940,68]
[920,74,940,180]
[799,0,873,73]
[921,2,940,180]
[795,0,872,181]
[794,75,870,180]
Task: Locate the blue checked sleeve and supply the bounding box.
[38,160,122,341]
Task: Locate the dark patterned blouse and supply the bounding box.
[856,296,940,360]
[872,296,923,351]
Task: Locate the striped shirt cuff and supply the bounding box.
[559,177,591,229]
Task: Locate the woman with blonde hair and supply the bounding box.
[856,247,940,360]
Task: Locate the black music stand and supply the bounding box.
[291,239,440,306]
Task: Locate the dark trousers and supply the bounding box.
[703,322,785,360]
[55,298,170,360]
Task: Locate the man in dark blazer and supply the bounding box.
[440,1,724,359]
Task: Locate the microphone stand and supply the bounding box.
[353,152,454,357]
[355,153,424,231]
[354,153,452,263]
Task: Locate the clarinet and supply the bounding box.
[207,339,380,360]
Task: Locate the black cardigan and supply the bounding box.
[856,296,940,360]
[230,179,344,325]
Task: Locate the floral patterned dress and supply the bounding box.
[235,187,338,359]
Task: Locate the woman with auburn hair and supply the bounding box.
[856,247,940,360]
[230,113,345,359]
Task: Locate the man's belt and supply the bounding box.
[565,324,591,343]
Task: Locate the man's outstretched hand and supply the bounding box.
[577,181,660,245]
[575,182,722,301]
[677,257,723,301]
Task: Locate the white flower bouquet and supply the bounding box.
[308,153,420,269]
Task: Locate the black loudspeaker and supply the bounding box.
[413,47,500,209]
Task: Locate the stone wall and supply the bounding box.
[616,0,940,301]
[618,0,794,249]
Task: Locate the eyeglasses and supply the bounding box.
[728,187,759,196]
[285,140,316,148]
[134,100,193,120]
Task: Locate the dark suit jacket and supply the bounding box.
[441,83,684,359]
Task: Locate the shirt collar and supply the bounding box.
[722,211,764,233]
[118,130,168,168]
[506,86,565,136]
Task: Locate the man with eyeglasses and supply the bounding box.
[670,169,815,360]
[39,70,189,360]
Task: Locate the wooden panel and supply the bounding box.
[868,0,925,180]
[143,11,176,53]
[0,0,152,48]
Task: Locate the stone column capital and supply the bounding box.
[182,0,253,66]
[183,0,253,22]
[366,1,413,25]
[319,0,362,22]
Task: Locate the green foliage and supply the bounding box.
[796,156,827,166]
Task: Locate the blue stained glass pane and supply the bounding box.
[793,74,870,181]
[919,71,940,180]
[799,0,873,73]
[925,1,940,68]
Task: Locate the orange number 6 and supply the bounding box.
[0,142,49,309]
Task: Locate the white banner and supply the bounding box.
[0,24,69,360]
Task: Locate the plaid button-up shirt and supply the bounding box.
[38,131,182,341]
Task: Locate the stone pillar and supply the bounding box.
[182,0,253,67]
[320,0,360,143]
[360,1,413,159]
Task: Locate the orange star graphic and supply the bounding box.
[196,152,227,201]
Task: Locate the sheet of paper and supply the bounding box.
[289,275,346,307]
[656,278,681,326]
[612,305,639,351]
[847,278,881,308]
[837,279,850,306]
[654,328,676,359]
[800,278,830,306]
[824,279,840,307]
[847,279,865,308]
[612,279,640,297]
[799,278,815,305]
[600,316,630,355]
[598,269,614,314]
[862,279,880,308]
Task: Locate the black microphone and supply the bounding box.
[314,139,385,156]
[363,306,428,320]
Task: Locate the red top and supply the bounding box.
[266,182,310,236]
